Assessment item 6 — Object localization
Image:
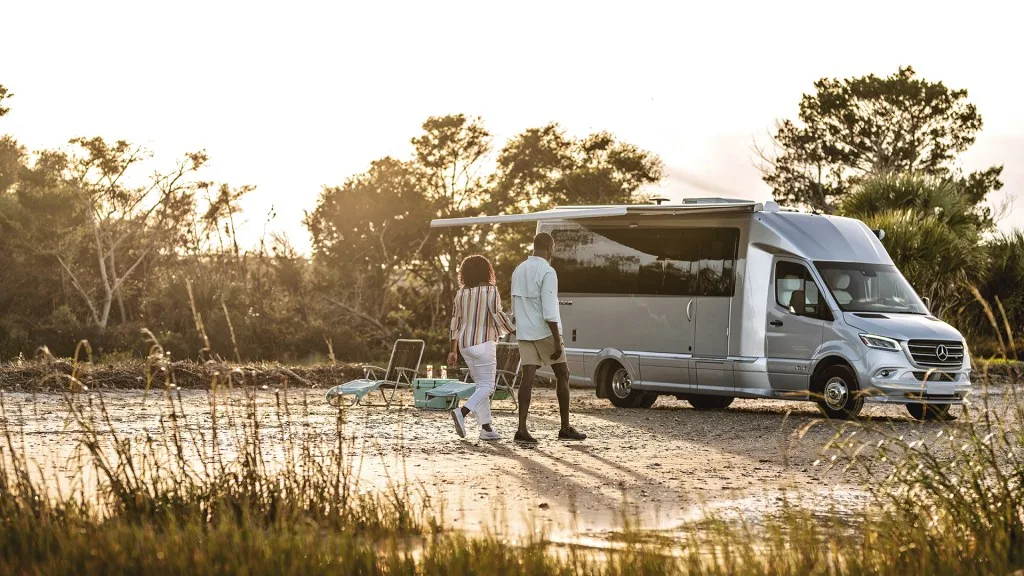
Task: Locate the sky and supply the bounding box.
[3,0,1023,252]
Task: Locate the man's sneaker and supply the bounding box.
[514,430,538,445]
[479,429,502,441]
[451,408,466,438]
[558,427,587,441]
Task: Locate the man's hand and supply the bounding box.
[550,341,563,361]
[446,352,458,368]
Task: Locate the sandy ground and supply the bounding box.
[1,384,1011,541]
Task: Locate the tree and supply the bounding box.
[841,173,974,235]
[759,66,1002,223]
[306,116,664,343]
[196,183,254,256]
[412,115,495,329]
[489,123,663,276]
[970,231,1024,352]
[839,174,986,319]
[38,137,208,330]
[0,85,22,194]
[0,84,11,117]
[306,157,431,339]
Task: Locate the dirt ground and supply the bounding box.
[0,384,1011,542]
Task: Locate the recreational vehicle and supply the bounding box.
[430,199,972,420]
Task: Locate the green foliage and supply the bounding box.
[858,209,985,316]
[0,135,23,193]
[762,66,1002,224]
[841,173,975,234]
[0,84,10,117]
[964,231,1024,354]
[840,173,1023,350]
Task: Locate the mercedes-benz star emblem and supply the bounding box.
[936,345,949,361]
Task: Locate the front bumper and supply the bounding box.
[856,349,971,404]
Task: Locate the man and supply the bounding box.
[510,232,587,444]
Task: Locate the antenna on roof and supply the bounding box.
[650,197,670,205]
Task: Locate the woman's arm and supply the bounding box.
[490,286,516,335]
[448,291,462,367]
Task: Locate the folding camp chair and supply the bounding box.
[443,342,522,411]
[325,339,424,408]
[492,342,522,411]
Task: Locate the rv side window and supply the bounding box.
[550,225,738,296]
[775,261,821,318]
[698,231,739,297]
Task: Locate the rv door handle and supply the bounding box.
[559,300,573,306]
[770,320,784,327]
[686,299,694,321]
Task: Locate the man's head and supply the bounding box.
[533,232,554,260]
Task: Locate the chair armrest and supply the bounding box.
[392,367,420,385]
[362,365,387,379]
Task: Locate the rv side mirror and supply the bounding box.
[922,296,931,310]
[790,290,807,316]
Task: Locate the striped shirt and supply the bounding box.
[449,285,515,350]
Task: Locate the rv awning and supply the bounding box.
[429,202,760,229]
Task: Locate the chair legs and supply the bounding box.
[378,383,401,408]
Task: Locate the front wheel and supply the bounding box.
[606,365,646,408]
[815,364,864,420]
[906,402,953,421]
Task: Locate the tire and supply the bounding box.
[637,392,658,409]
[606,364,645,408]
[686,394,735,410]
[906,402,953,421]
[815,364,864,420]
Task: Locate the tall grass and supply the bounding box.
[1,331,1024,573]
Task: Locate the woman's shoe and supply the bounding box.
[451,408,467,438]
[479,429,501,441]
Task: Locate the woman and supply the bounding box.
[448,255,515,441]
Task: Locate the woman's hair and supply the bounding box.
[458,255,496,288]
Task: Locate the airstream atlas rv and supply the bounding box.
[430,198,972,420]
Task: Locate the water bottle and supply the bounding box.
[440,365,448,380]
[426,365,433,379]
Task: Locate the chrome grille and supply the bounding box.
[907,340,965,368]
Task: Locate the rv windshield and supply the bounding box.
[814,262,928,315]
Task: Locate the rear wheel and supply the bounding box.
[906,402,953,421]
[637,392,658,409]
[606,365,646,408]
[815,364,864,420]
[686,394,735,410]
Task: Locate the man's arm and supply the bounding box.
[541,271,562,359]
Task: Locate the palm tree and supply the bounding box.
[840,174,986,322]
[841,173,975,234]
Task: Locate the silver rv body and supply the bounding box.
[431,199,972,418]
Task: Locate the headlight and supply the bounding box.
[860,334,901,351]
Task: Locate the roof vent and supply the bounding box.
[650,197,670,205]
[762,201,780,213]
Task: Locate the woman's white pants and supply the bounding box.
[460,341,496,426]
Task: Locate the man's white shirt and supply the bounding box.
[510,256,561,341]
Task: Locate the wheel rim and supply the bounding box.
[611,368,632,399]
[823,377,849,410]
